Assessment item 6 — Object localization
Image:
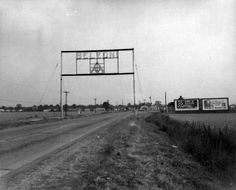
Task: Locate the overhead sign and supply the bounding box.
[175,99,200,111]
[76,51,118,74]
[61,48,134,76]
[76,51,118,60]
[202,98,228,111]
[60,48,135,118]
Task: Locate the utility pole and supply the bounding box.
[149,96,152,105]
[94,98,97,113]
[64,91,69,117]
[165,92,167,113]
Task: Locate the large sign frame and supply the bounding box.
[174,98,200,111]
[202,98,229,111]
[60,48,135,117]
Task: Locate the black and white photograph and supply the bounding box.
[0,0,236,189]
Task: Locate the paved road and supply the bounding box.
[0,112,131,180]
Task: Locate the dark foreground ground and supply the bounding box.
[1,112,235,189]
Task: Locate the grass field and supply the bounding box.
[146,113,236,182]
[0,111,91,122]
[168,113,236,128]
[0,111,60,122]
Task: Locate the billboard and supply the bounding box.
[174,99,200,111]
[202,98,229,111]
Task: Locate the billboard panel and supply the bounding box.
[174,99,200,111]
[202,98,228,111]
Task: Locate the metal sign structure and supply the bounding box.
[60,48,135,117]
[174,98,200,111]
[202,98,229,111]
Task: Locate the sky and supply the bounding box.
[0,0,235,106]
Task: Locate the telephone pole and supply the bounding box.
[64,91,69,117]
[165,92,167,113]
[94,98,97,113]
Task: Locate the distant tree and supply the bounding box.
[155,101,162,106]
[43,104,49,110]
[38,105,43,111]
[127,103,132,107]
[55,104,60,111]
[102,101,110,111]
[63,104,68,112]
[168,102,174,107]
[167,102,175,112]
[24,106,33,112]
[72,104,77,109]
[88,104,94,111]
[32,105,37,111]
[9,107,14,112]
[15,104,22,111]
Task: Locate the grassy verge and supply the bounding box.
[145,113,236,179]
[75,124,140,190]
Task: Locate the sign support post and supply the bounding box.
[60,52,63,118]
[132,49,136,108]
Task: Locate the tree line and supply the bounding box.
[0,102,134,112]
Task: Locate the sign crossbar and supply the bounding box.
[61,48,133,53]
[62,72,134,77]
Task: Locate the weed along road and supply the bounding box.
[0,112,132,186]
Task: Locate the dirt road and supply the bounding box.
[0,112,132,188]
